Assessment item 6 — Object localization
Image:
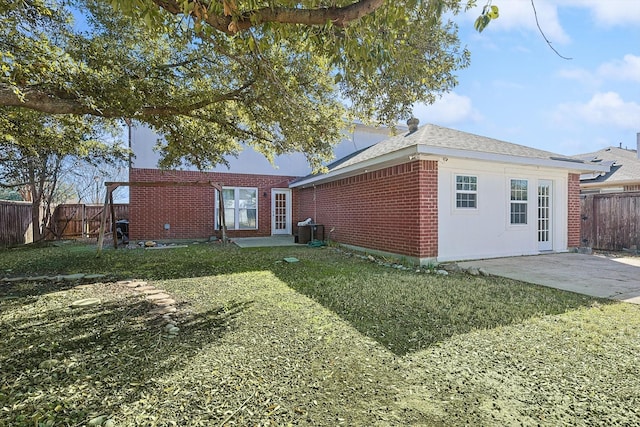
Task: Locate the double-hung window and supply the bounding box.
[215,187,258,230]
[455,175,478,209]
[510,179,528,224]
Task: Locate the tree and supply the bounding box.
[0,187,21,200]
[1,0,471,171]
[0,108,128,241]
[66,159,128,204]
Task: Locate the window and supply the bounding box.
[510,179,528,224]
[456,175,477,208]
[215,187,257,229]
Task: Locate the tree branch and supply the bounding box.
[152,0,385,34]
[0,80,255,117]
[530,0,572,60]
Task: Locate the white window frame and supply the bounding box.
[215,187,258,230]
[509,179,528,225]
[455,175,478,209]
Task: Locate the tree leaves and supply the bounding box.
[3,0,472,171]
[474,3,499,33]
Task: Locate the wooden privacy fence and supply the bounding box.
[581,192,640,251]
[0,200,33,247]
[53,204,128,239]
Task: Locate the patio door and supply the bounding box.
[537,180,553,251]
[271,189,291,235]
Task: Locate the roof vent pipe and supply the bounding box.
[407,117,419,133]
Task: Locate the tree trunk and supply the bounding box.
[30,188,43,242]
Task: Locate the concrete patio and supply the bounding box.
[232,235,302,248]
[459,253,640,304]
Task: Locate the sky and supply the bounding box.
[413,0,640,156]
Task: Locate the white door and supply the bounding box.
[537,180,553,251]
[271,189,291,235]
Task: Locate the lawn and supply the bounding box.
[1,242,639,426]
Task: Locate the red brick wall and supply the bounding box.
[129,168,297,240]
[295,160,438,259]
[567,173,581,248]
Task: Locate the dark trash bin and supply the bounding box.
[298,224,324,244]
[116,219,129,243]
[298,225,312,244]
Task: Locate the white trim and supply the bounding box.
[416,146,606,172]
[290,145,608,188]
[454,174,478,210]
[537,179,553,251]
[271,189,292,235]
[508,178,529,226]
[215,187,259,230]
[291,146,418,188]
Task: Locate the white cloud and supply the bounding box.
[556,67,600,86]
[553,92,640,129]
[558,0,640,26]
[597,54,640,83]
[412,92,482,125]
[465,0,571,44]
[557,54,640,86]
[463,0,640,44]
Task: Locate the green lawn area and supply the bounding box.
[1,242,639,426]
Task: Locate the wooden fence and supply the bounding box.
[0,200,33,247]
[52,204,128,239]
[0,202,128,247]
[581,192,640,251]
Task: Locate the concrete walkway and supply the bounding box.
[233,235,302,248]
[459,253,640,304]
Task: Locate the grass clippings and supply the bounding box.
[1,242,640,426]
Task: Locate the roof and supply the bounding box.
[291,123,607,188]
[574,146,640,186]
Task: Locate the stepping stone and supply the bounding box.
[123,281,148,288]
[70,298,101,308]
[153,299,176,307]
[63,273,86,282]
[138,287,162,293]
[85,274,106,280]
[150,306,177,315]
[146,293,171,301]
[74,284,95,290]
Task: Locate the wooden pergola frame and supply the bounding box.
[96,180,227,256]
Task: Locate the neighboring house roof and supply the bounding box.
[291,123,607,188]
[573,146,640,187]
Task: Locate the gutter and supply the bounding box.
[291,145,610,188]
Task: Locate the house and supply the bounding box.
[290,122,606,263]
[573,134,640,194]
[128,121,606,263]
[128,123,393,240]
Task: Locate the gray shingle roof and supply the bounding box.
[291,123,603,187]
[331,123,572,172]
[574,147,640,184]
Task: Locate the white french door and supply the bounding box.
[271,189,291,235]
[537,180,553,251]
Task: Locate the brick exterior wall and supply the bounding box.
[295,160,438,259]
[129,168,297,240]
[567,172,581,248]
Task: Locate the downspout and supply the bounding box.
[313,185,317,223]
